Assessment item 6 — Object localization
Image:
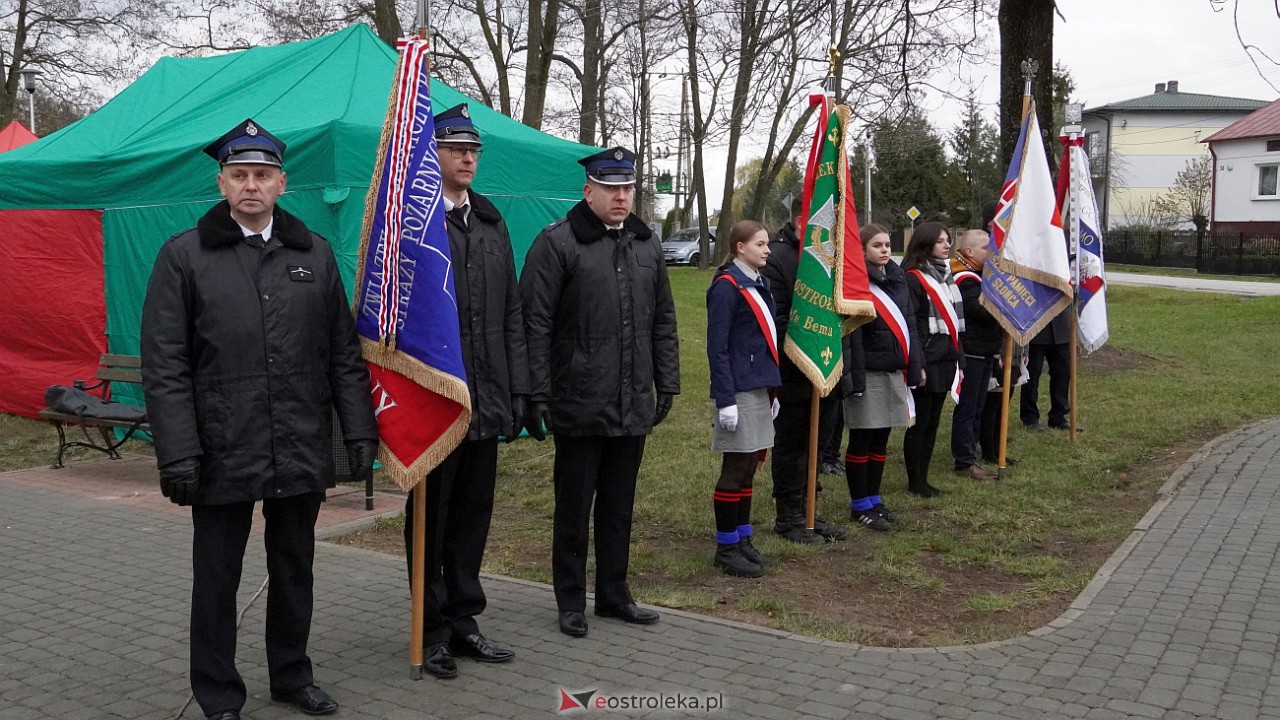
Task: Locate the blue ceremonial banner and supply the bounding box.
[354,36,470,490]
[980,100,1073,345]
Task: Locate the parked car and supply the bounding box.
[661,226,716,266]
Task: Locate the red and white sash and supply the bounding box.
[867,282,916,423]
[717,275,778,365]
[908,268,964,404]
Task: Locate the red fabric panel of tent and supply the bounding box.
[0,120,38,152]
[0,209,108,418]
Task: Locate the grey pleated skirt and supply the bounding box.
[711,388,775,453]
[844,371,915,429]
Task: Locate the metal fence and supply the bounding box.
[1105,229,1280,276]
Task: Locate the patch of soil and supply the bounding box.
[324,427,1223,648]
[1078,345,1158,377]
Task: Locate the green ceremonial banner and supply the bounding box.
[784,103,874,397]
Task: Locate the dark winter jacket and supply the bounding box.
[761,221,810,403]
[448,190,530,440]
[905,265,962,393]
[140,201,377,505]
[520,200,680,436]
[706,261,782,409]
[842,260,923,396]
[1030,305,1072,346]
[951,257,1004,357]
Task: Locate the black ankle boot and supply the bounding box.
[714,544,763,578]
[738,536,773,566]
[773,497,824,545]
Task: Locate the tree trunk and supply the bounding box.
[373,0,404,44]
[523,0,562,128]
[475,0,513,116]
[683,0,711,269]
[998,0,1054,169]
[714,0,763,261]
[578,0,604,145]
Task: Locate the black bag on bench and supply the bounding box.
[45,384,148,424]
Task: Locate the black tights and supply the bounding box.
[714,452,760,542]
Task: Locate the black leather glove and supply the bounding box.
[654,392,675,426]
[506,395,528,443]
[346,439,378,484]
[159,456,201,506]
[525,401,551,441]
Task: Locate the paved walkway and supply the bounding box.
[3,420,1280,720]
[1108,271,1280,297]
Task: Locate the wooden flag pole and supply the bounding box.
[410,484,426,677]
[407,0,431,679]
[998,59,1039,480]
[997,335,1013,480]
[804,44,842,529]
[805,385,820,530]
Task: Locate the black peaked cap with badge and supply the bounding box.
[203,118,286,167]
[434,103,482,145]
[579,146,636,186]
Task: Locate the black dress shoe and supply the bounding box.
[207,712,240,720]
[559,610,588,637]
[270,684,337,716]
[451,632,514,663]
[594,602,659,625]
[424,641,459,678]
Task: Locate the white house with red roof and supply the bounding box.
[1202,99,1280,235]
[1083,81,1266,230]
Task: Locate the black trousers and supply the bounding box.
[952,355,996,468]
[980,389,1003,463]
[771,389,841,500]
[551,434,647,612]
[190,492,324,717]
[403,437,499,645]
[1021,342,1071,427]
[903,389,947,486]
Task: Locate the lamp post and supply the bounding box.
[18,66,41,134]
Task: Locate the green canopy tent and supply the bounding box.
[0,25,595,417]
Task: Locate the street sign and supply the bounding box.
[906,206,920,221]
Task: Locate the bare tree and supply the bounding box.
[998,0,1054,168]
[1154,155,1212,230]
[0,0,177,127]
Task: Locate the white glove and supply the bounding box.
[770,397,780,419]
[718,405,739,431]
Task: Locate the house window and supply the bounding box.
[1259,165,1279,197]
[1267,139,1280,152]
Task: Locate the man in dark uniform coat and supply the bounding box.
[520,147,680,638]
[401,104,528,679]
[141,119,378,720]
[1020,310,1075,431]
[760,198,846,545]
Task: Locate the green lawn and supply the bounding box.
[5,268,1278,644]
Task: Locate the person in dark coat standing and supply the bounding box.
[706,220,782,578]
[901,222,965,496]
[520,147,680,639]
[401,104,528,680]
[759,198,846,545]
[1021,310,1075,431]
[842,224,924,531]
[140,119,378,720]
[949,229,1001,479]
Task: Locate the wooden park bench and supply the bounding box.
[39,353,150,469]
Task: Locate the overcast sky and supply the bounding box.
[670,0,1280,227]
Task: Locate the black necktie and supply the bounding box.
[247,233,266,248]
